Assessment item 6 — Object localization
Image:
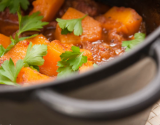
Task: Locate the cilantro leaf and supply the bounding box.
[17,11,49,35]
[0,43,47,86]
[23,42,48,67]
[0,58,24,85]
[68,52,87,71]
[61,28,72,35]
[56,15,87,36]
[0,45,5,57]
[19,34,38,41]
[0,0,9,12]
[0,12,48,57]
[122,33,145,52]
[57,66,74,77]
[0,0,29,14]
[57,46,87,77]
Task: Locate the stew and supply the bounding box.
[0,0,146,86]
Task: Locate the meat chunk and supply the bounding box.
[0,8,18,24]
[58,0,110,17]
[72,0,99,17]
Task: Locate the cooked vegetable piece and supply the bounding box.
[55,7,102,44]
[0,34,11,48]
[79,61,94,73]
[0,34,49,65]
[30,0,64,21]
[40,40,94,76]
[122,33,145,51]
[17,67,51,86]
[56,14,87,36]
[39,40,66,76]
[0,40,29,65]
[104,7,142,35]
[0,34,11,57]
[96,16,128,35]
[27,34,50,45]
[0,42,48,86]
[0,0,29,14]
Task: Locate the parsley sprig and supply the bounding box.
[56,15,87,36]
[0,59,24,85]
[122,33,145,52]
[23,42,47,68]
[0,0,29,14]
[0,11,48,57]
[17,11,48,36]
[57,46,87,77]
[0,42,48,86]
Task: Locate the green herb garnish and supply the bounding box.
[57,46,87,77]
[0,0,30,14]
[56,15,87,36]
[122,33,145,52]
[17,11,48,36]
[23,42,48,67]
[0,59,24,85]
[0,43,48,85]
[0,11,48,57]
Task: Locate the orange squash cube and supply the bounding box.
[104,7,142,35]
[39,40,66,76]
[17,67,52,86]
[79,61,94,73]
[55,8,102,44]
[27,34,50,45]
[30,0,64,21]
[0,34,11,48]
[39,40,94,76]
[0,34,49,64]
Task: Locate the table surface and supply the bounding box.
[146,100,160,125]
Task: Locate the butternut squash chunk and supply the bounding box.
[55,8,102,44]
[30,0,64,21]
[104,7,142,35]
[96,15,128,35]
[27,34,50,45]
[0,34,49,64]
[39,40,66,76]
[17,67,52,86]
[79,61,94,73]
[0,34,11,48]
[1,40,29,64]
[40,40,94,76]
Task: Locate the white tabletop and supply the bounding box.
[146,100,160,125]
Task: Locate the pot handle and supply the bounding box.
[34,39,160,120]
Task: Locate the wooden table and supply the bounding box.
[146,100,160,125]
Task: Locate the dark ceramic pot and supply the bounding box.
[0,0,160,125]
